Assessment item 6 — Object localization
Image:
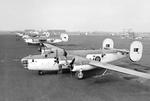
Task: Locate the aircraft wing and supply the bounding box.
[43,43,64,51]
[70,54,150,79]
[89,61,150,79]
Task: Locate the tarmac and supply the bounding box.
[0,32,150,101]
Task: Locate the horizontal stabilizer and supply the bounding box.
[104,48,129,53]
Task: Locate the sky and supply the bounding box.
[0,0,150,32]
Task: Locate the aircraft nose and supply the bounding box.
[21,59,28,68]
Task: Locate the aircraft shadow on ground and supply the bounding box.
[93,74,122,84]
[117,59,150,70]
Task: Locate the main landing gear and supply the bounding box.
[75,69,84,79]
[38,70,45,75]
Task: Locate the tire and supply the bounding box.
[75,71,84,79]
[38,71,44,75]
[95,56,101,62]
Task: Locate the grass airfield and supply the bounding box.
[0,32,150,101]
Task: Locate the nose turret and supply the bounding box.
[21,58,28,68]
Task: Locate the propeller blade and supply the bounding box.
[70,58,75,65]
[63,49,68,57]
[63,49,69,65]
[68,58,75,70]
[39,42,44,46]
[38,43,44,52]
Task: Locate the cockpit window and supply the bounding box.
[22,60,28,68]
[134,48,139,52]
[22,60,28,64]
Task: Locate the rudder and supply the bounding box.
[60,33,69,42]
[102,38,114,49]
[129,41,143,62]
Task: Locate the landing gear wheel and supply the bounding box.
[95,56,101,62]
[75,71,84,79]
[38,71,44,75]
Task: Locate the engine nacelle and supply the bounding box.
[129,41,143,62]
[102,38,114,49]
[60,33,69,42]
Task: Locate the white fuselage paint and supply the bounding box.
[72,52,126,71]
[22,51,127,72]
[72,65,96,71]
[25,58,71,71]
[22,35,30,39]
[24,38,40,44]
[47,39,62,43]
[24,38,63,44]
[86,53,126,63]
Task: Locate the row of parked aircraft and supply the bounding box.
[19,32,150,80]
[16,31,69,45]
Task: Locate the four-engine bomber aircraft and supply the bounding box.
[23,33,69,45]
[21,38,150,79]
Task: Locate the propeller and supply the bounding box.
[67,58,75,77]
[38,42,45,52]
[63,49,68,57]
[63,49,68,64]
[55,49,63,73]
[68,58,75,70]
[57,49,76,74]
[63,49,75,71]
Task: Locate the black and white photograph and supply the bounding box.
[1,0,150,101]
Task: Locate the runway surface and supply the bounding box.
[0,32,150,101]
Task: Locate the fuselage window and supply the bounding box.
[32,59,34,62]
[106,44,110,48]
[134,48,139,52]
